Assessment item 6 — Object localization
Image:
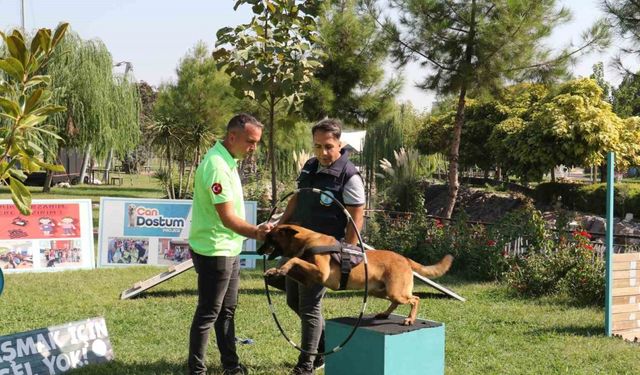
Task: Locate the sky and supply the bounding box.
[0,0,633,112]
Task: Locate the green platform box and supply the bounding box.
[325,314,445,375]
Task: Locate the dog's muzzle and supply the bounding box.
[257,239,282,260]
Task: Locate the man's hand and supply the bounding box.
[256,223,272,241]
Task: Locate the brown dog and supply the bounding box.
[258,224,453,325]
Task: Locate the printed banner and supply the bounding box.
[0,200,94,273]
[0,317,114,374]
[98,198,257,268]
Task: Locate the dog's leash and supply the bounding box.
[262,188,369,356]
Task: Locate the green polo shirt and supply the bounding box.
[189,141,246,256]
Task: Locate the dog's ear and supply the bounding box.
[280,226,299,238]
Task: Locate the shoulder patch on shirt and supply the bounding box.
[211,182,223,195]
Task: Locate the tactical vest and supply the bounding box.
[292,150,360,240]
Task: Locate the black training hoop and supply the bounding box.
[0,268,4,296]
[262,187,368,356]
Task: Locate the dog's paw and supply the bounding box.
[264,268,281,277]
[402,318,415,326]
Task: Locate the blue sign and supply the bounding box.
[123,202,191,238]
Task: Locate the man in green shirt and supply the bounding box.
[188,113,270,375]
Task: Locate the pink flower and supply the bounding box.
[487,240,497,247]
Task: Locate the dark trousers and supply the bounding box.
[188,252,240,375]
[286,276,326,369]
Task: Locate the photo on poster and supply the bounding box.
[107,238,150,264]
[157,238,192,265]
[39,240,83,268]
[0,241,34,270]
[0,203,81,240]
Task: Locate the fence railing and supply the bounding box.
[502,237,638,260]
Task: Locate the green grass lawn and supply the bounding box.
[1,268,638,375]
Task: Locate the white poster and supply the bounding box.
[97,198,257,268]
[0,199,94,273]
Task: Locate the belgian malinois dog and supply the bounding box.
[258,224,453,325]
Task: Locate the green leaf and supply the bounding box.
[216,27,234,40]
[34,159,65,172]
[252,3,265,14]
[212,48,230,61]
[9,177,31,215]
[30,104,65,117]
[18,114,47,129]
[0,112,17,122]
[24,88,44,115]
[8,168,27,181]
[51,23,69,50]
[0,97,21,116]
[31,127,62,141]
[25,75,51,89]
[36,28,52,54]
[0,59,21,81]
[6,35,28,66]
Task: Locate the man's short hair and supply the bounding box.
[226,113,263,132]
[312,118,342,140]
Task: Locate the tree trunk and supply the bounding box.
[102,148,113,182]
[483,168,489,181]
[443,0,475,219]
[551,167,556,182]
[166,143,174,199]
[42,170,53,192]
[269,97,277,207]
[78,144,92,185]
[444,86,467,219]
[185,145,199,198]
[178,157,185,199]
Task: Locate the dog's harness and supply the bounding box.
[308,240,365,290]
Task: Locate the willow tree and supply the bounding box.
[214,0,323,205]
[46,31,140,186]
[382,0,610,218]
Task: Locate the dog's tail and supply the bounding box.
[408,255,453,278]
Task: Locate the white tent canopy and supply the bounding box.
[340,130,367,153]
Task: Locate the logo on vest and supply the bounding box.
[319,190,335,206]
[212,182,223,195]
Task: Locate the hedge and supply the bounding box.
[534,182,640,217]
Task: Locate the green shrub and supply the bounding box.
[535,182,640,216]
[504,230,604,305]
[367,210,514,281]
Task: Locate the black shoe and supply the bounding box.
[222,363,248,375]
[313,355,324,370]
[290,364,314,375]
